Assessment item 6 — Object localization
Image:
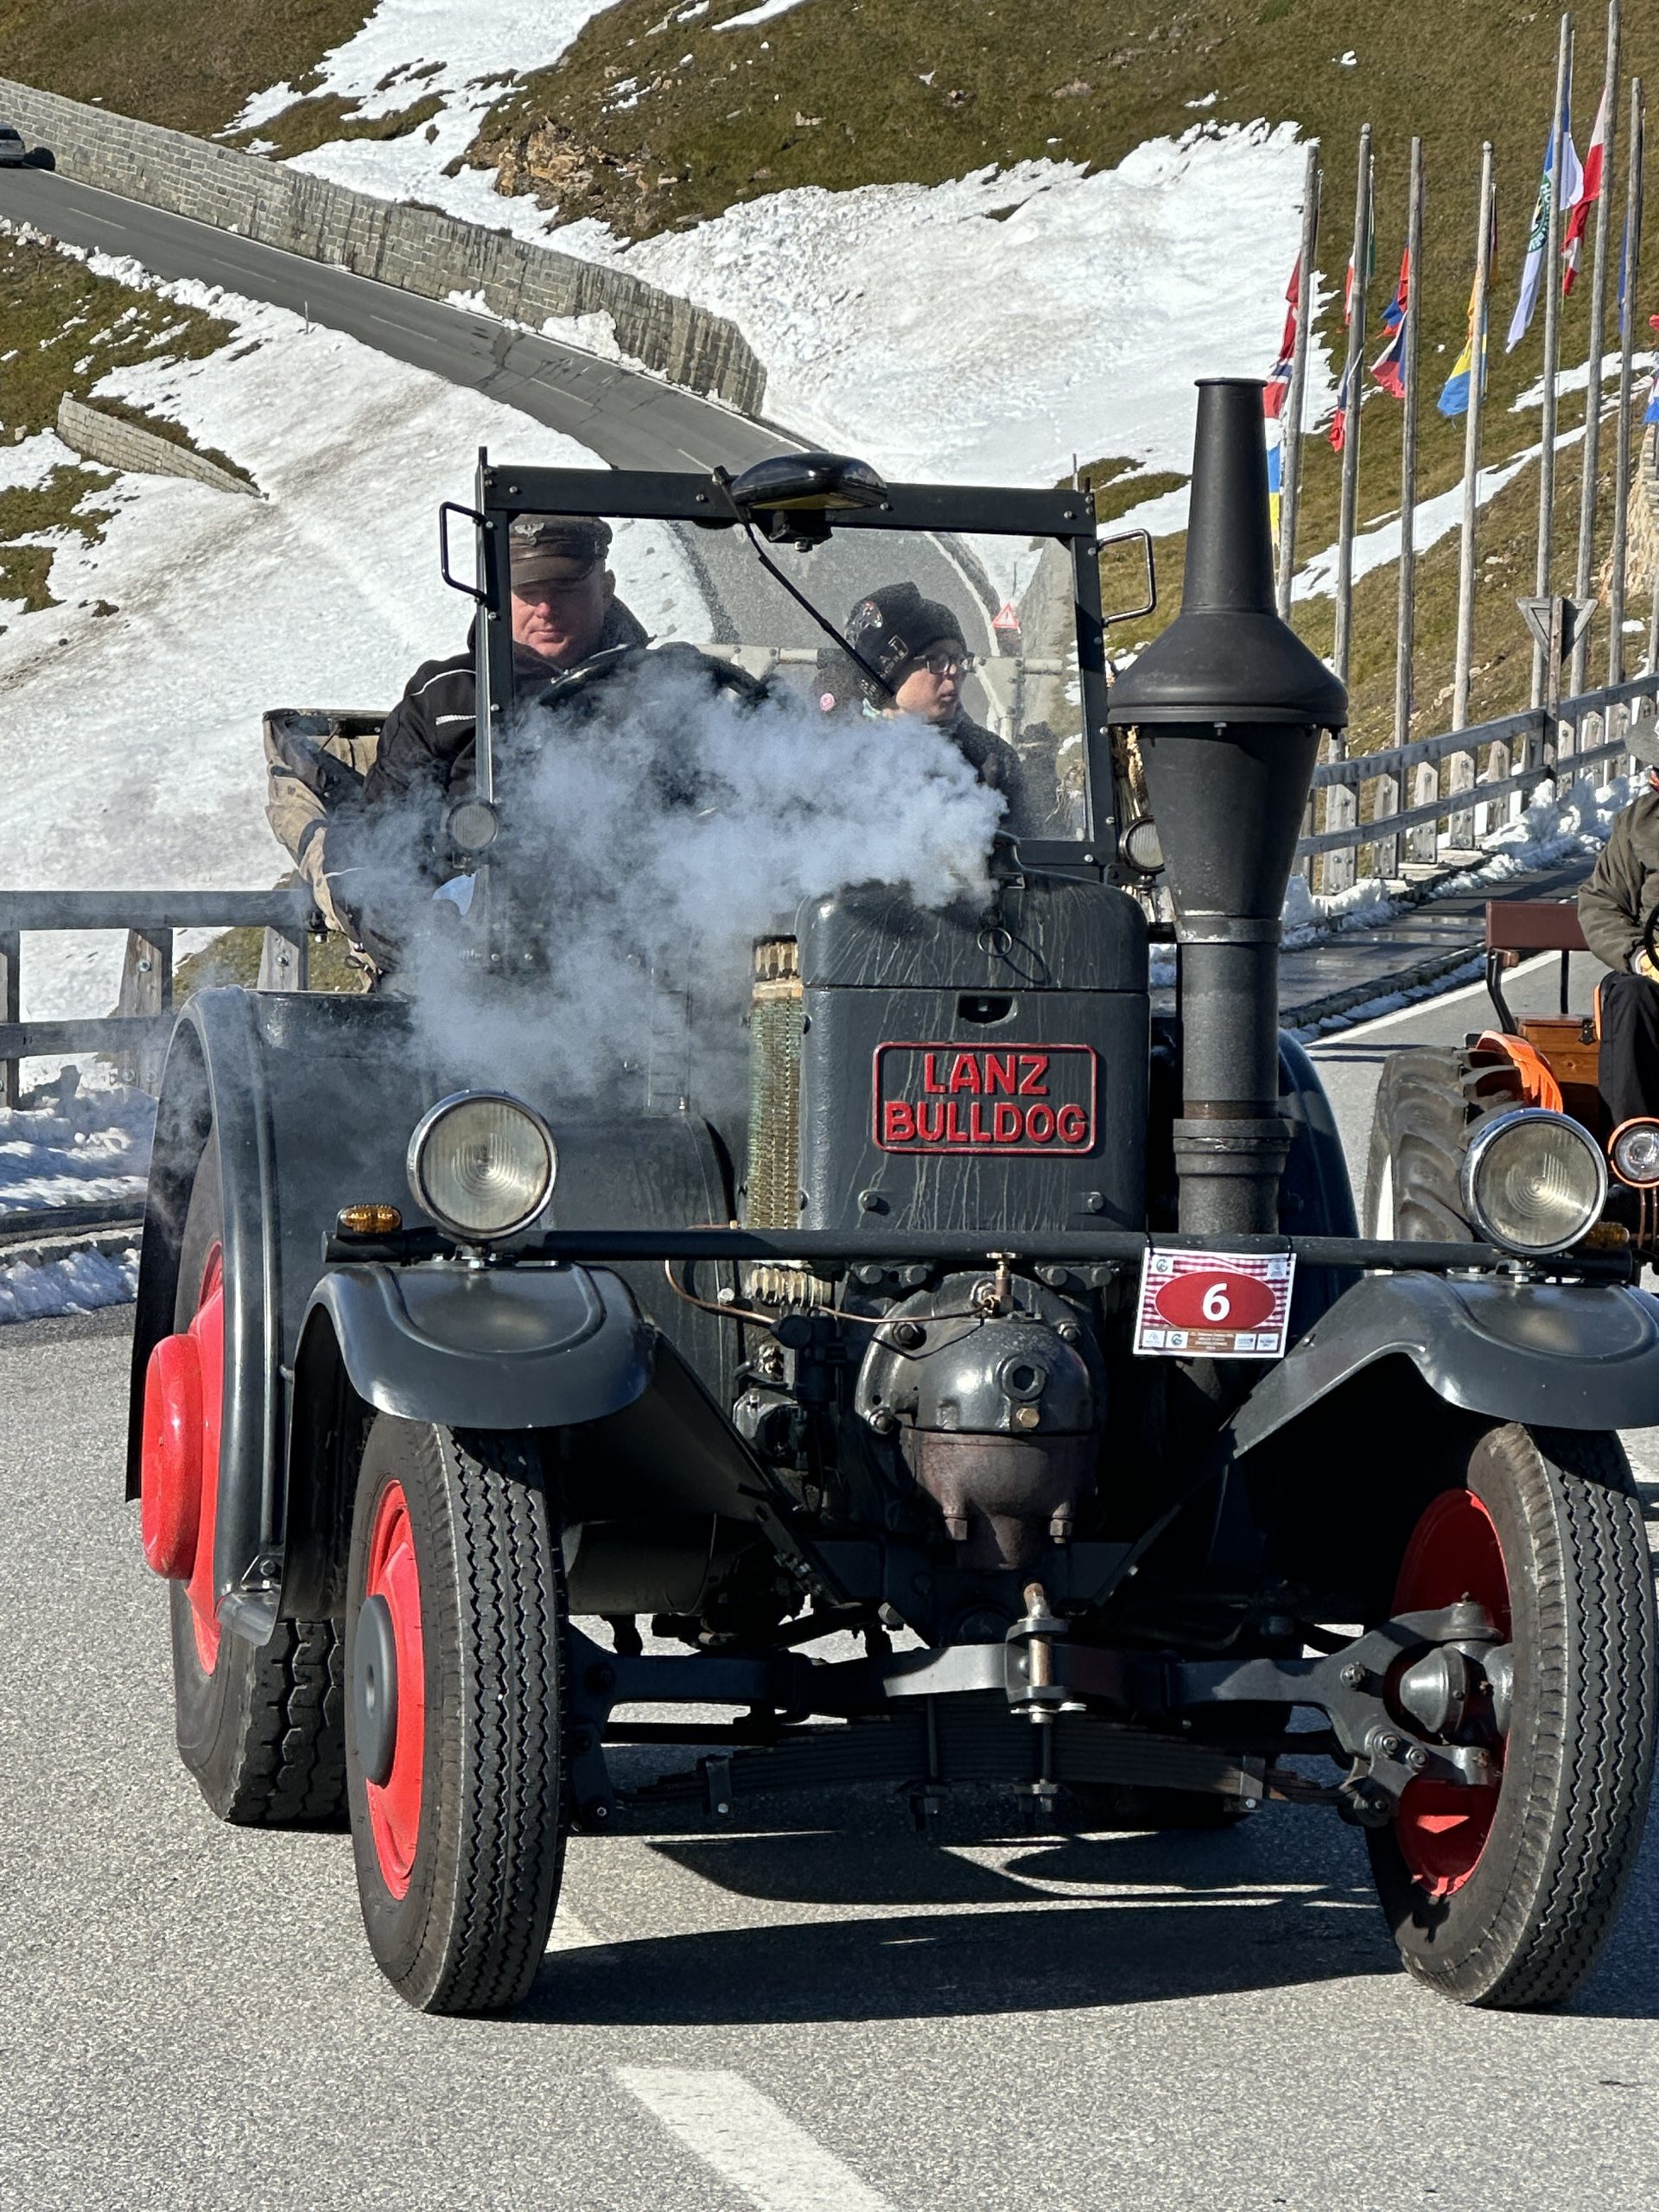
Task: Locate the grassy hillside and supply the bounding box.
[0,0,372,136]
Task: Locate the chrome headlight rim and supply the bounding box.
[1609,1116,1659,1189]
[1459,1106,1607,1256]
[406,1090,558,1243]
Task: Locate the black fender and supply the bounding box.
[129,982,739,1644]
[302,1261,652,1427]
[1230,1270,1659,1455]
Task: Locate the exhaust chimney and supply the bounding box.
[1109,379,1347,1236]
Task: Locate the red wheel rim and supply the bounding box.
[183,1248,226,1675]
[364,1481,425,1898]
[1391,1489,1511,1898]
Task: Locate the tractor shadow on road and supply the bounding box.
[527,1808,1402,2023]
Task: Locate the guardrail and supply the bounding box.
[1296,674,1659,889]
[0,888,316,1104]
[3,671,1655,1109]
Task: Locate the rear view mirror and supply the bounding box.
[1097,528,1157,627]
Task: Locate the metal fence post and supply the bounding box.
[1322,784,1357,893]
[0,931,17,1109]
[1372,774,1401,880]
[116,926,174,1093]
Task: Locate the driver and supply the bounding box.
[1578,719,1659,1127]
[363,515,648,810]
[843,581,1026,811]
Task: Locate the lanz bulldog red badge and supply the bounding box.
[873,1043,1096,1154]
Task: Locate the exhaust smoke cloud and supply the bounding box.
[346,652,1007,1106]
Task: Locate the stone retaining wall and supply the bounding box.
[0,78,766,416]
[57,394,261,497]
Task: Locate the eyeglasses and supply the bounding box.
[911,650,973,677]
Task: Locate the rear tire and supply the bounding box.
[1366,1422,1656,2007]
[1363,1046,1524,1241]
[344,1417,570,2014]
[167,1141,346,1825]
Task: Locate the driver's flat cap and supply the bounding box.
[509,515,613,582]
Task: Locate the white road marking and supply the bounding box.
[616,2068,899,2212]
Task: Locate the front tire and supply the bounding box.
[345,1417,570,2014]
[1363,1045,1524,1240]
[166,1141,346,1825]
[1366,1423,1656,2008]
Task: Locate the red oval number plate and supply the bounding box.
[1134,1249,1296,1360]
[1152,1270,1277,1332]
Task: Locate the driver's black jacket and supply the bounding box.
[362,601,650,810]
[1579,790,1659,972]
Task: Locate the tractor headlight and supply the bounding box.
[1460,1108,1607,1255]
[1609,1117,1659,1188]
[407,1091,557,1241]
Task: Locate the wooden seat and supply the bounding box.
[1484,899,1588,954]
[1483,898,1592,1039]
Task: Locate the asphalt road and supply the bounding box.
[5,983,1659,2212]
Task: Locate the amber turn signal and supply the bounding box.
[335,1203,403,1238]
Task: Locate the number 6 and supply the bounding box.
[1202,1281,1230,1322]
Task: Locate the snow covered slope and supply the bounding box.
[0,231,708,1029]
[230,3,1319,491]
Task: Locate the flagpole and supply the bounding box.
[1332,124,1373,701]
[1608,79,1644,685]
[1569,0,1621,697]
[1394,137,1425,753]
[1532,10,1573,712]
[1276,141,1322,620]
[1453,143,1497,733]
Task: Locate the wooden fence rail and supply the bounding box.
[0,887,316,1105]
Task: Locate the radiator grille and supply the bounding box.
[744,937,802,1230]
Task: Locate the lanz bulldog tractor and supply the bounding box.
[129,380,1657,2015]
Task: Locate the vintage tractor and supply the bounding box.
[1367,893,1659,1251]
[129,381,1657,2016]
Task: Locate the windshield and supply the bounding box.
[501,507,1088,846]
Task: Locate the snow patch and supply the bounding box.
[0,1068,153,1217]
[0,1244,140,1325]
[550,126,1319,486]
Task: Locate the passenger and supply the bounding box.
[363,516,647,810]
[1578,719,1659,1127]
[842,581,1026,813]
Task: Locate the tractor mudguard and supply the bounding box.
[1230,1269,1659,1455]
[305,1261,653,1429]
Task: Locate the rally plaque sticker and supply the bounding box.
[1133,1249,1296,1360]
[874,1043,1096,1154]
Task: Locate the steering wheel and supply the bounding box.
[532,639,769,717]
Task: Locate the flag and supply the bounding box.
[1328,350,1357,450]
[1263,256,1300,419]
[1439,192,1497,418]
[1507,79,1581,352]
[1562,84,1606,295]
[1370,250,1410,398]
[1647,317,1659,425]
[1263,253,1299,537]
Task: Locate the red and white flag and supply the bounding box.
[1562,85,1607,296]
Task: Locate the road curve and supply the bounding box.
[4,982,1658,2211]
[0,166,791,474]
